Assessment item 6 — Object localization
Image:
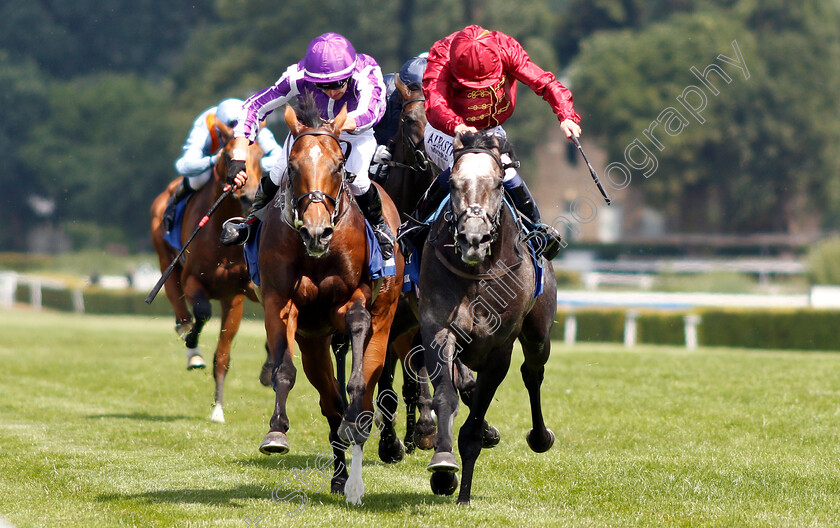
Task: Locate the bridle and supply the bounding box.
[436,146,515,253]
[385,94,435,178]
[283,129,352,233]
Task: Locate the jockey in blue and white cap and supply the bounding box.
[220,32,395,258]
[162,98,282,232]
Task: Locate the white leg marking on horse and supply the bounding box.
[344,445,365,505]
[210,403,225,423]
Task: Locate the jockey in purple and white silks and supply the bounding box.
[162,98,282,232]
[220,32,395,258]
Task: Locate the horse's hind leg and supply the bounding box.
[209,295,245,424]
[407,330,436,451]
[518,315,555,454]
[183,287,211,370]
[375,343,405,463]
[455,347,512,505]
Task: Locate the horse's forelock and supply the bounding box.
[295,91,325,129]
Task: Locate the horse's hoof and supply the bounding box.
[259,431,290,455]
[209,404,225,424]
[331,475,347,495]
[175,322,193,339]
[187,354,206,370]
[427,451,459,473]
[404,437,416,455]
[526,428,555,453]
[259,361,274,387]
[338,419,370,446]
[430,471,459,496]
[378,434,405,464]
[482,424,500,449]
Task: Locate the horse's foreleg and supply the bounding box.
[454,358,500,449]
[331,333,350,408]
[209,295,245,424]
[455,347,512,506]
[338,296,372,445]
[183,286,211,370]
[298,335,348,495]
[261,297,297,455]
[423,327,461,479]
[152,235,191,336]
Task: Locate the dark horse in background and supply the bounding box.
[371,74,440,461]
[150,121,261,424]
[418,131,557,504]
[256,96,403,505]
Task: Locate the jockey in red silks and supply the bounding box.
[162,98,282,232]
[410,25,582,260]
[220,32,395,259]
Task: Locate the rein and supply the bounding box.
[283,129,352,231]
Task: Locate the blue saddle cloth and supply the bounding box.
[243,220,396,287]
[162,198,189,252]
[402,196,544,298]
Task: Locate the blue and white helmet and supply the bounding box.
[214,98,245,127]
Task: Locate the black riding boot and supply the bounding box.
[356,185,395,260]
[397,169,450,259]
[220,175,279,246]
[162,180,193,232]
[507,182,564,260]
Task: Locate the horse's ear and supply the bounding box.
[394,75,412,100]
[453,132,464,150]
[285,104,304,136]
[331,104,348,134]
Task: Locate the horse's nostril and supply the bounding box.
[480,234,493,244]
[322,227,334,240]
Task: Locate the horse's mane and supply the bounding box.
[458,131,517,163]
[296,91,325,129]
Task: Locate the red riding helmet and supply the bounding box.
[449,25,503,89]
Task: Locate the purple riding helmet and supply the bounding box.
[302,32,357,84]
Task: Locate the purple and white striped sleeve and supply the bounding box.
[347,54,386,133]
[235,64,302,142]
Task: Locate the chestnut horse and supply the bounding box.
[418,131,557,504]
[150,120,261,424]
[257,97,403,505]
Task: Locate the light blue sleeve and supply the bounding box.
[174,110,216,177]
[256,126,283,173]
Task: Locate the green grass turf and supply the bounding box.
[1,308,839,527]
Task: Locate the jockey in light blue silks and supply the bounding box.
[220,32,395,259]
[162,98,282,232]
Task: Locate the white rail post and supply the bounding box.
[0,272,17,308]
[564,313,577,346]
[684,314,701,350]
[624,310,638,348]
[30,279,42,310]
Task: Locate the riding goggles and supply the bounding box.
[314,78,350,90]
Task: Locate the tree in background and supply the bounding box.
[571,2,840,233]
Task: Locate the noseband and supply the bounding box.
[285,129,352,231]
[442,146,515,252]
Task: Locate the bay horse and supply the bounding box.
[257,96,403,505]
[418,131,557,504]
[150,120,261,424]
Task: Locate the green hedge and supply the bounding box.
[696,308,840,351]
[82,289,264,319]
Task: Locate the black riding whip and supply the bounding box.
[571,136,611,206]
[145,188,234,304]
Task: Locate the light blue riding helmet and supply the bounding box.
[215,98,245,127]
